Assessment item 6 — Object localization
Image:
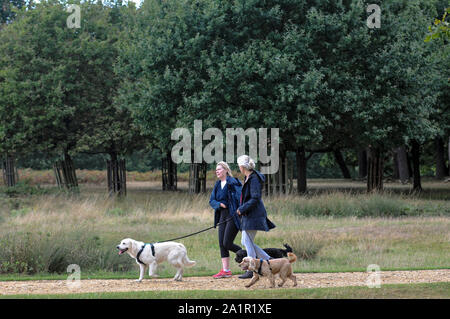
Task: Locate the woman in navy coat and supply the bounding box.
[236,155,276,279]
[209,161,242,278]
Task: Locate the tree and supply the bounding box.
[0,0,146,192]
[115,0,207,191]
[341,0,442,191]
[425,5,450,179]
[114,0,446,195]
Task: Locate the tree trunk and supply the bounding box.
[435,137,447,179]
[54,152,78,191]
[392,149,399,180]
[64,152,78,190]
[411,140,422,192]
[107,152,126,196]
[189,162,207,194]
[333,150,351,179]
[395,145,410,184]
[358,149,367,179]
[367,147,383,192]
[263,153,292,196]
[162,151,177,191]
[2,154,18,187]
[448,136,450,176]
[407,153,413,178]
[296,146,307,194]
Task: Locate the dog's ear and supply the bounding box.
[130,239,138,254]
[249,258,257,271]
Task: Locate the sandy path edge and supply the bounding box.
[0,269,449,296]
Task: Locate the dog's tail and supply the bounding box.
[183,255,196,267]
[287,252,297,263]
[283,243,293,253]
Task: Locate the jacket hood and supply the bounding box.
[250,170,265,183]
[226,175,242,186]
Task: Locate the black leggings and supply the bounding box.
[218,208,241,258]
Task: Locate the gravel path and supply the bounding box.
[1,269,449,296]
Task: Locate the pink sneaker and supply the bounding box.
[213,269,232,279]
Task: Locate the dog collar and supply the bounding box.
[136,243,155,265]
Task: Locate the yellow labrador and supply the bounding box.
[117,238,196,282]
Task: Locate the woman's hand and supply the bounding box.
[220,203,227,208]
[237,209,241,216]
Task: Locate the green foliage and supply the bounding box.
[10,207,30,217]
[0,0,26,24]
[105,207,128,217]
[1,0,448,185]
[425,7,449,42]
[0,0,148,165]
[115,0,447,165]
[0,180,53,196]
[265,192,445,218]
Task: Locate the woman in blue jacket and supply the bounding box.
[236,155,276,279]
[209,161,242,278]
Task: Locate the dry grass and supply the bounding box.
[17,169,243,185]
[0,181,449,276]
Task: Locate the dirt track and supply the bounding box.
[0,269,449,296]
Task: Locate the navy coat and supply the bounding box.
[238,170,276,231]
[209,175,242,230]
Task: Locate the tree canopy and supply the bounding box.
[0,0,448,192]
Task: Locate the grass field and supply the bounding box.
[0,177,448,281]
[1,282,449,299]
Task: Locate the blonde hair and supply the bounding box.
[217,161,233,177]
[237,155,255,171]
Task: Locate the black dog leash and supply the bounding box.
[136,215,235,265]
[154,215,235,243]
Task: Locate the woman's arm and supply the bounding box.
[228,181,242,213]
[238,177,261,215]
[209,182,222,210]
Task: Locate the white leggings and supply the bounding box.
[241,230,271,260]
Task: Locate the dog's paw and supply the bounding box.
[135,279,143,283]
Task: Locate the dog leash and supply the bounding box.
[136,216,236,265]
[152,215,235,244]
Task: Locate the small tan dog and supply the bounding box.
[239,252,297,288]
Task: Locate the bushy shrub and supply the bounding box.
[0,180,53,196]
[0,231,134,274]
[266,193,418,218]
[286,234,323,260]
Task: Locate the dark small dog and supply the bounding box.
[235,244,293,264]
